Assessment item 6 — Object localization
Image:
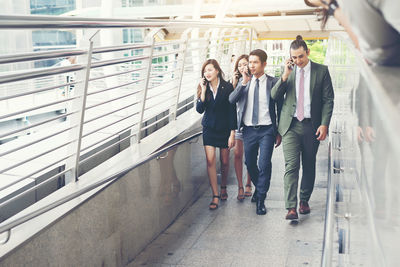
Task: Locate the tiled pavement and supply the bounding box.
[128,142,329,267]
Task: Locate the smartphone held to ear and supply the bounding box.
[247,66,251,76]
[288,58,295,70]
[202,76,208,86]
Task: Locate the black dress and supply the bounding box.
[196,79,237,148]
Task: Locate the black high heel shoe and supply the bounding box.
[209,195,220,210]
[220,186,228,200]
[237,186,245,201]
[244,184,252,197]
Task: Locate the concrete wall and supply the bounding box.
[0,135,208,266]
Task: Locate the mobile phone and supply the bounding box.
[247,66,251,76]
[288,58,295,70]
[202,76,208,86]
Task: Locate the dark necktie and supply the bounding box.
[252,78,260,125]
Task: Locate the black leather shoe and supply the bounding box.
[251,190,258,203]
[256,199,267,215]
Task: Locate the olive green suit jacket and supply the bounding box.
[271,61,334,136]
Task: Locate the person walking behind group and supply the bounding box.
[271,35,334,220]
[196,59,237,210]
[229,49,282,215]
[231,54,253,201]
[304,0,400,66]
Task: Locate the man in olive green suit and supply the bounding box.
[271,36,334,220]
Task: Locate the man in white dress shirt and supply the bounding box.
[229,49,282,215]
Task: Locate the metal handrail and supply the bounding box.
[0,44,151,65]
[0,167,74,210]
[0,125,75,159]
[83,101,139,125]
[85,90,141,111]
[0,64,84,85]
[0,131,202,239]
[140,113,170,132]
[144,93,178,112]
[321,142,334,267]
[81,112,139,140]
[0,15,250,29]
[79,128,139,165]
[0,54,150,85]
[148,76,180,90]
[0,15,252,241]
[80,121,138,153]
[0,153,74,192]
[87,78,145,96]
[0,80,81,102]
[0,138,75,175]
[148,67,183,79]
[0,96,79,121]
[152,49,185,58]
[155,40,185,47]
[146,85,178,100]
[0,49,85,65]
[87,67,146,83]
[0,111,75,140]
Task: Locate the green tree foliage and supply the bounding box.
[306,40,327,64]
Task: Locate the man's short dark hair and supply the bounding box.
[249,49,268,63]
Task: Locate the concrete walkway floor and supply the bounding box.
[128,143,329,267]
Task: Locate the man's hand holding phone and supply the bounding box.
[282,58,294,82]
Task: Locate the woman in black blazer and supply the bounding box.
[196,59,237,210]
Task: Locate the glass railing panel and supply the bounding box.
[325,32,400,266]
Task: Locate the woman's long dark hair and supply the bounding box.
[197,59,225,100]
[304,0,338,29]
[233,54,249,79]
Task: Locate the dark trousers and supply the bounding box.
[243,125,275,200]
[282,119,320,209]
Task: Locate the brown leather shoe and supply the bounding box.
[285,208,298,220]
[299,201,311,214]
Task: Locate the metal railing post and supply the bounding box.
[321,141,334,267]
[172,28,191,120]
[74,30,99,180]
[136,28,159,143]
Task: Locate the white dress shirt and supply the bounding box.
[243,74,272,126]
[294,60,311,119]
[210,78,220,100]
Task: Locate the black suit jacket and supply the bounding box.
[196,79,237,132]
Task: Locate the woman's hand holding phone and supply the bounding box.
[200,77,207,92]
[199,77,208,102]
[232,70,240,87]
[241,66,251,85]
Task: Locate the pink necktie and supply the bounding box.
[297,68,305,121]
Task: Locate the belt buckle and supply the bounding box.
[253,125,260,129]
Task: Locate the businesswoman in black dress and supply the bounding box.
[196,59,237,210]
